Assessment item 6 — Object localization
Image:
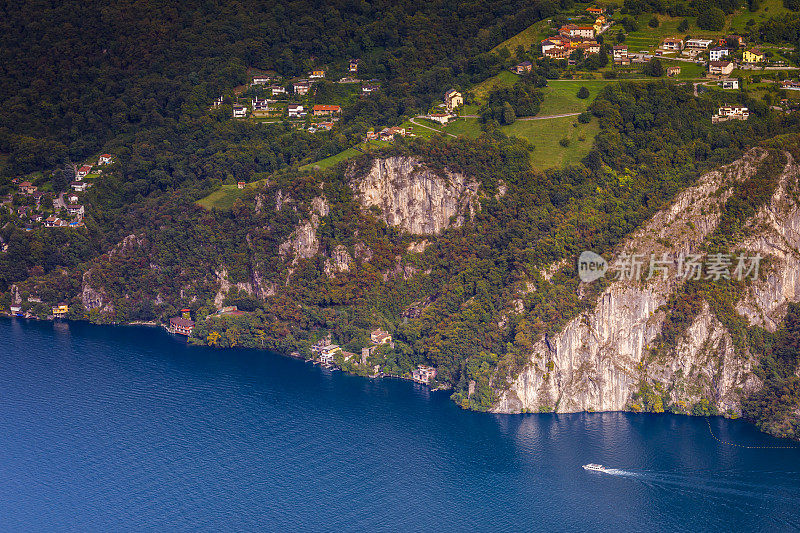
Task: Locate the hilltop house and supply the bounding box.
[686,38,713,49]
[371,328,392,345]
[412,365,437,384]
[661,38,683,51]
[309,69,325,79]
[708,60,734,77]
[70,181,87,192]
[252,75,272,84]
[586,6,605,14]
[252,98,270,112]
[349,59,360,72]
[168,317,195,336]
[427,113,453,124]
[312,104,341,116]
[444,89,463,112]
[743,48,764,63]
[270,85,287,96]
[232,105,247,118]
[287,104,305,118]
[293,81,311,95]
[559,24,594,39]
[710,47,729,61]
[66,204,84,216]
[97,154,113,165]
[713,106,749,123]
[514,61,533,74]
[76,165,92,179]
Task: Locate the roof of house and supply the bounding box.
[445,89,460,97]
[170,317,195,327]
[662,37,682,43]
[312,105,341,111]
[747,47,763,54]
[100,153,112,158]
[19,181,32,187]
[709,60,733,67]
[67,204,83,209]
[79,165,92,171]
[517,61,532,67]
[288,104,303,109]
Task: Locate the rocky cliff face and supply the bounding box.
[494,148,797,416]
[351,156,478,235]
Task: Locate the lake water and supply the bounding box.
[1,318,799,531]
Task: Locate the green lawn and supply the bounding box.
[623,14,725,52]
[729,0,792,34]
[299,147,364,171]
[197,180,266,211]
[492,19,555,54]
[539,80,613,115]
[502,115,600,169]
[441,118,482,138]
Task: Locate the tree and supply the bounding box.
[697,8,726,31]
[643,58,664,77]
[617,29,626,43]
[678,19,689,32]
[502,102,516,125]
[648,16,659,28]
[577,86,590,99]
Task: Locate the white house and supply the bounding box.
[66,204,84,216]
[252,98,270,111]
[412,365,437,384]
[270,85,287,96]
[76,165,92,179]
[287,104,305,118]
[444,89,463,112]
[97,154,113,165]
[232,105,247,118]
[721,79,739,89]
[710,47,730,61]
[252,76,272,84]
[713,106,749,123]
[293,81,311,95]
[70,181,88,192]
[686,38,714,49]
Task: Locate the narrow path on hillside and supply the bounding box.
[409,117,457,137]
[453,112,582,120]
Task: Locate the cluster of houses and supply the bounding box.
[4,155,108,229]
[7,302,68,319]
[539,7,609,60]
[421,89,463,124]
[366,126,408,142]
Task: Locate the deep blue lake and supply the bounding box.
[1,318,799,531]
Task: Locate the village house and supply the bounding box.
[270,85,287,96]
[721,79,739,89]
[781,80,800,90]
[593,15,607,34]
[541,37,565,54]
[237,181,246,189]
[67,193,79,204]
[309,69,325,79]
[97,154,113,165]
[586,6,605,15]
[543,46,570,59]
[710,47,729,62]
[412,365,437,384]
[232,105,247,118]
[18,181,37,194]
[743,48,764,63]
[444,89,463,112]
[287,104,305,118]
[44,215,61,227]
[319,344,341,365]
[317,122,334,131]
[666,66,681,77]
[559,24,594,39]
[70,181,88,192]
[379,126,406,141]
[349,59,360,72]
[52,303,68,318]
[613,45,628,61]
[708,60,734,77]
[66,204,84,217]
[76,165,92,179]
[661,37,683,51]
[514,61,533,74]
[9,305,22,316]
[361,83,379,94]
[713,105,749,123]
[293,81,311,95]
[371,328,392,345]
[686,38,713,50]
[252,98,271,112]
[252,75,273,84]
[168,316,195,336]
[427,113,454,124]
[312,104,342,116]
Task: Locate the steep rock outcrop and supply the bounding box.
[351,156,478,235]
[494,148,790,415]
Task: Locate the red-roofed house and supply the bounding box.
[97,154,113,165]
[76,165,92,179]
[168,317,195,336]
[312,105,342,116]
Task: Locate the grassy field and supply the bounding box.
[502,115,600,169]
[539,80,613,115]
[441,118,482,138]
[299,147,364,171]
[729,0,792,34]
[492,19,555,54]
[197,180,266,211]
[622,14,726,52]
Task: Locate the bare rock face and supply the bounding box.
[278,196,328,264]
[213,268,255,309]
[324,245,353,277]
[494,148,790,416]
[351,156,478,235]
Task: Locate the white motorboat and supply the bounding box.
[582,463,606,472]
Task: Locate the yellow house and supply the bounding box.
[52,303,68,317]
[743,48,764,63]
[593,16,606,34]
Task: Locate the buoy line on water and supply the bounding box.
[706,418,798,449]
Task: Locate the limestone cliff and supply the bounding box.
[350,156,478,235]
[494,148,797,416]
